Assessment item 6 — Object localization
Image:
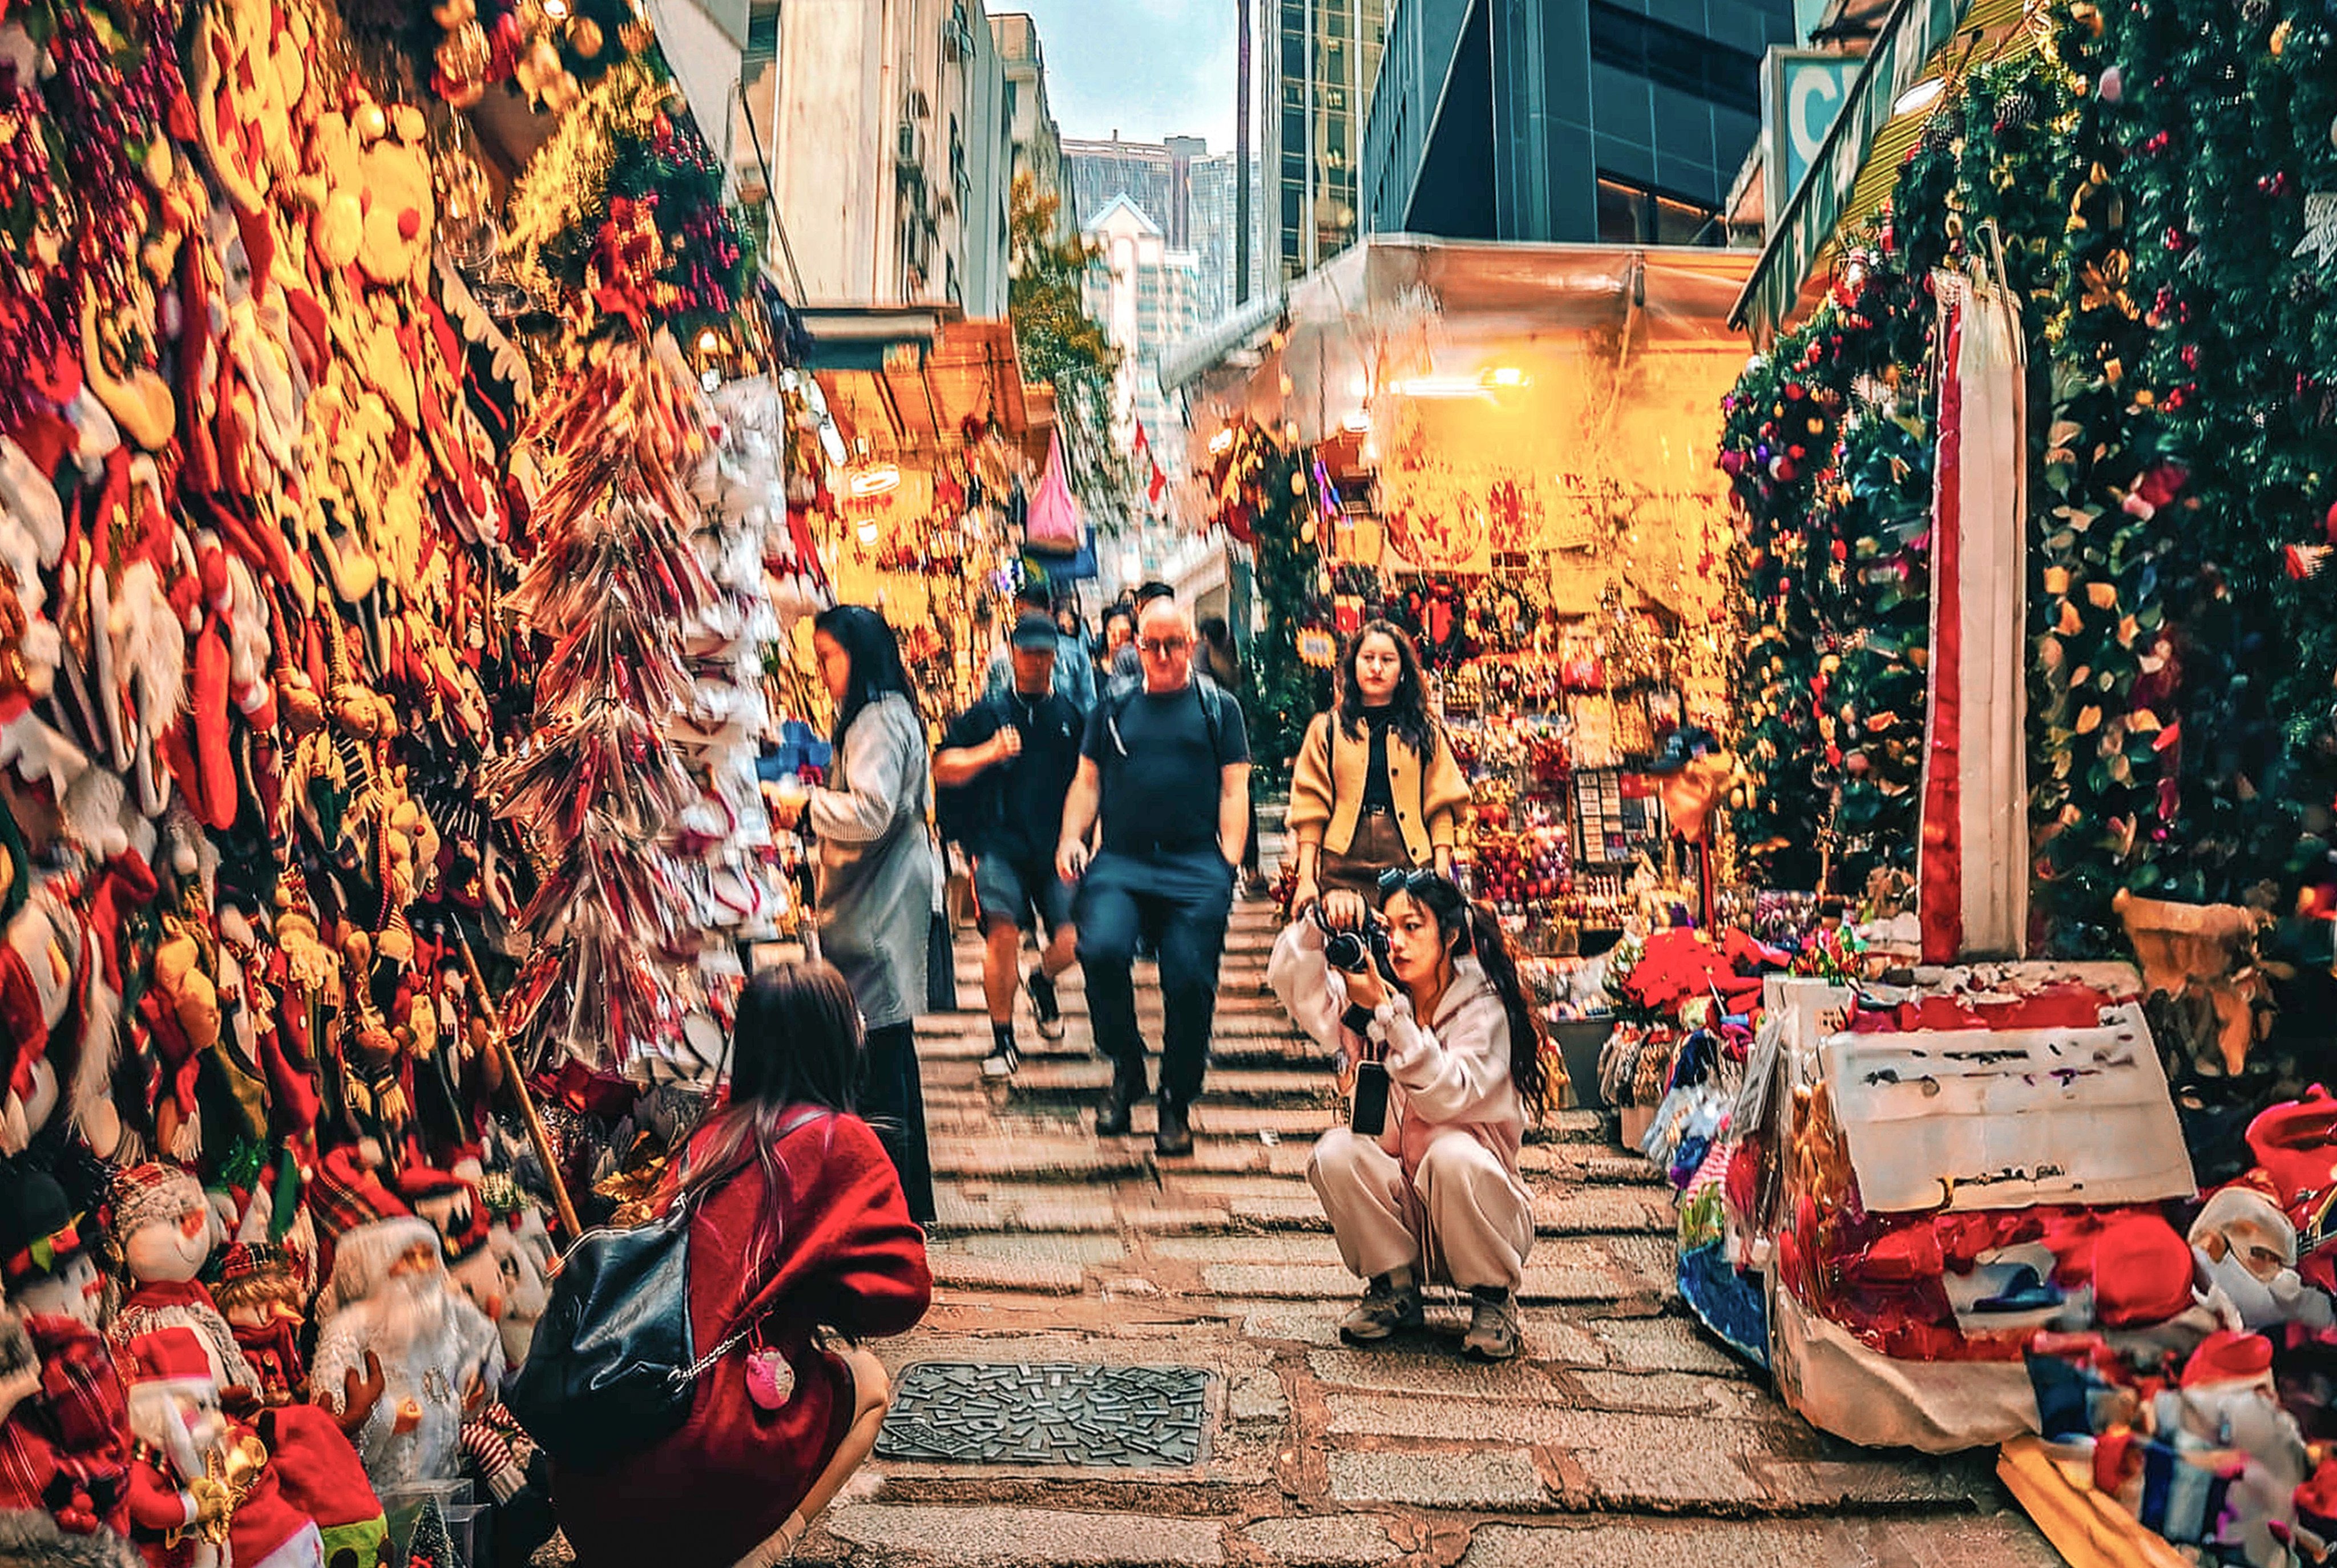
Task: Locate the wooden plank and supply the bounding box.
[1997,1437,2191,1568]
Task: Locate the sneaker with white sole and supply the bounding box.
[982,1040,1020,1079]
[1338,1270,1424,1345]
[1462,1291,1521,1361]
[1027,969,1065,1041]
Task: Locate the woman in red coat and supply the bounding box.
[552,963,933,1567]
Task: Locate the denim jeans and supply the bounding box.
[1074,846,1237,1105]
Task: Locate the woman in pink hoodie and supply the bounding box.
[1268,869,1558,1361]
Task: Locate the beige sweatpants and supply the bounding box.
[1307,1126,1533,1293]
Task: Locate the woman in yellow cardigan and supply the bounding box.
[1287,620,1471,912]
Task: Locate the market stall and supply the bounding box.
[0,0,874,1558]
[1659,3,2337,1565]
[1173,240,1755,973]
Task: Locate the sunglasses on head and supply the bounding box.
[1377,867,1457,903]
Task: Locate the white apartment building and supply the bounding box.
[1082,194,1203,506]
[738,0,1011,314]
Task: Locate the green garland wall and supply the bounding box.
[1722,6,2337,956]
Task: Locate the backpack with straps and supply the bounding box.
[1097,672,1229,764]
[507,1106,830,1469]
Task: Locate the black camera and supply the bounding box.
[1317,908,1394,978]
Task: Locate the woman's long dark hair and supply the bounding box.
[1337,620,1435,756]
[815,604,919,749]
[1389,875,1551,1122]
[670,962,865,1264]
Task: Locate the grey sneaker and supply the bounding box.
[1338,1270,1424,1344]
[1462,1291,1521,1361]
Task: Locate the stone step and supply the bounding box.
[998,1062,1335,1108]
[929,1102,1339,1141]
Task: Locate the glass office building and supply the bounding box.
[1269,0,1389,282]
[1362,0,1796,247]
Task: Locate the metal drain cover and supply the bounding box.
[875,1361,1211,1468]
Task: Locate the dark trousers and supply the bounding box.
[1075,846,1236,1106]
[862,1020,935,1223]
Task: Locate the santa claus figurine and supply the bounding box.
[2149,1328,2310,1567]
[308,1218,502,1490]
[209,1244,308,1404]
[105,1166,259,1400]
[119,1328,233,1568]
[120,1326,326,1568]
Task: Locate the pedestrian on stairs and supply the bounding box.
[936,612,1085,1080]
[1286,621,1470,910]
[1057,597,1252,1156]
[1266,869,1556,1361]
[772,605,938,1226]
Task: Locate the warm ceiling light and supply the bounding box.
[696,327,724,356]
[847,464,902,497]
[542,0,570,16]
[1484,367,1527,388]
[1208,427,1236,454]
[855,516,881,545]
[1892,77,1946,116]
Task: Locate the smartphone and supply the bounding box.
[1350,1060,1390,1137]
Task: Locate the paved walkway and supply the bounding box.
[800,825,2059,1567]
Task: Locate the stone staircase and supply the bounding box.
[797,819,2056,1567]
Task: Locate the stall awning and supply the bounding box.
[1730,0,2031,341]
[801,307,1034,454]
[1157,290,1290,397]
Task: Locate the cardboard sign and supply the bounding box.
[1818,1003,2195,1213]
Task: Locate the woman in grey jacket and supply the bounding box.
[777,605,938,1222]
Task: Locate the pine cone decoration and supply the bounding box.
[1994,88,2037,133]
[1918,113,1957,159]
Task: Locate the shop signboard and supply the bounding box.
[1733,0,1977,338]
[1760,50,1868,242]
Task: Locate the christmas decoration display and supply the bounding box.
[0,0,805,1557]
[1693,8,2337,1562]
[1204,418,1324,782]
[487,340,717,1080]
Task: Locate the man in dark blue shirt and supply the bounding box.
[1056,598,1251,1155]
[937,614,1086,1078]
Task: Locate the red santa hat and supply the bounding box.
[2091,1212,2199,1327]
[125,1325,216,1395]
[395,1166,490,1264]
[2295,1457,2337,1534]
[2180,1328,2276,1391]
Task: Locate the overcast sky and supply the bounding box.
[1001,1,1244,151]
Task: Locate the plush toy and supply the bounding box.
[0,1303,139,1560]
[209,1244,308,1405]
[118,1328,233,1568]
[0,1169,106,1329]
[308,1218,501,1490]
[105,1165,260,1398]
[121,1326,326,1568]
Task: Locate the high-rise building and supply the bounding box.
[1360,0,1794,246]
[991,13,1075,242]
[1067,136,1267,326]
[1082,195,1204,491]
[1191,149,1270,321]
[1268,0,1388,282]
[735,0,1011,313]
[1064,136,1180,243]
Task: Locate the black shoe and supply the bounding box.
[1096,1068,1147,1136]
[1027,968,1064,1041]
[982,1038,1020,1080]
[1155,1098,1194,1157]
